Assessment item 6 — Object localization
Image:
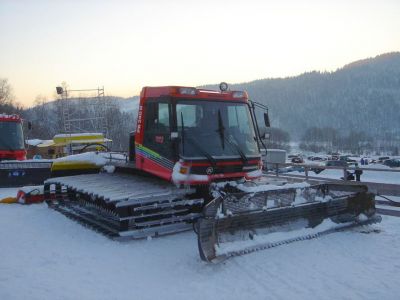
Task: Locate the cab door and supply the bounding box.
[140,100,174,179]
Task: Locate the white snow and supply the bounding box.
[245,168,263,178]
[25,139,44,146]
[102,165,116,173]
[18,185,44,194]
[54,152,109,166]
[235,181,310,193]
[172,161,208,185]
[1,186,400,300]
[0,113,21,119]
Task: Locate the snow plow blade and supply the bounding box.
[197,183,381,263]
[0,161,52,188]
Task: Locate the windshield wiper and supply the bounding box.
[216,109,248,164]
[180,111,185,155]
[180,111,216,168]
[216,110,225,150]
[186,136,217,168]
[225,135,248,164]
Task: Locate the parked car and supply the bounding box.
[383,159,400,168]
[378,156,390,163]
[291,157,304,164]
[311,156,323,161]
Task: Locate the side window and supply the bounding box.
[158,103,169,127]
[143,101,172,158]
[145,102,170,130]
[228,105,252,134]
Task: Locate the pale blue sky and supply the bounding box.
[1,0,399,106]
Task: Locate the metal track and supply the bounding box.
[45,173,203,239]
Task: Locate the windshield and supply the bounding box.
[177,100,259,158]
[0,121,25,150]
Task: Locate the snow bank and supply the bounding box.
[0,198,399,300]
[25,139,43,146]
[235,181,310,193]
[54,152,108,166]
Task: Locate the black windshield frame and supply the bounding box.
[172,98,261,160]
[0,121,25,151]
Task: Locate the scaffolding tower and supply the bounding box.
[56,86,113,138]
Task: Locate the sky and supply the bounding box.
[1,0,399,106]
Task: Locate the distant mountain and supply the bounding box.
[203,52,400,140]
[26,52,400,145]
[114,96,139,113]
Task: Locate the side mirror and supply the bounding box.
[171,132,179,140]
[259,127,271,140]
[264,112,271,127]
[259,127,270,140]
[28,121,32,130]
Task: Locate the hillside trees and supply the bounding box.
[299,127,374,154]
[0,78,22,114]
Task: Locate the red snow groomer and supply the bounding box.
[0,114,26,161]
[44,83,381,263]
[0,114,52,187]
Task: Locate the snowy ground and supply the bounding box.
[1,188,400,300]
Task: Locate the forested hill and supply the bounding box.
[205,52,400,140]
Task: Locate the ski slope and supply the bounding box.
[1,188,399,300]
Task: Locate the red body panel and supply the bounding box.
[134,86,262,185]
[17,190,44,204]
[136,152,172,181]
[0,149,26,160]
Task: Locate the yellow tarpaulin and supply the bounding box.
[36,133,112,148]
[0,197,18,204]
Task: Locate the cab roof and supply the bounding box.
[0,114,22,122]
[140,86,249,102]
